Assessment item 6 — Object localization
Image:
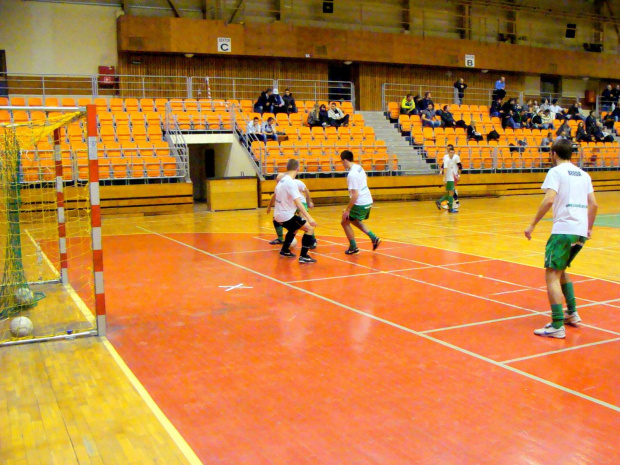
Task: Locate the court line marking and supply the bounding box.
[102,339,204,465]
[287,272,382,284]
[501,338,620,364]
[137,226,620,414]
[421,313,540,333]
[215,248,280,255]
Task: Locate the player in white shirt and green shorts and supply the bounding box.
[435,145,459,213]
[340,150,381,255]
[525,139,598,338]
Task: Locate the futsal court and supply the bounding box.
[3,192,620,464]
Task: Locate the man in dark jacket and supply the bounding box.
[254,88,274,114]
[453,78,467,105]
[282,88,297,114]
[601,85,614,111]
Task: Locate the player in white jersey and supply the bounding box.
[268,173,316,248]
[435,145,459,213]
[340,150,381,255]
[525,139,598,338]
[272,159,318,263]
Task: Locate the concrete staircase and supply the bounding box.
[359,111,435,174]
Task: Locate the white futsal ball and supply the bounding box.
[290,237,298,248]
[10,316,34,337]
[15,287,34,306]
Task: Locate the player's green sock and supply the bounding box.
[561,282,576,314]
[275,225,284,241]
[367,231,377,241]
[439,193,449,203]
[551,304,564,329]
[349,239,357,249]
[447,195,454,210]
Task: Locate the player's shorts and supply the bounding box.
[349,204,372,221]
[544,234,587,270]
[445,181,455,192]
[277,215,307,232]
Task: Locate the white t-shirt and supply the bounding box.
[274,175,303,222]
[347,163,373,205]
[443,154,460,182]
[541,162,593,236]
[294,180,307,200]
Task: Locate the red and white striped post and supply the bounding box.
[53,128,68,284]
[86,105,106,336]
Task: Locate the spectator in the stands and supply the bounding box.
[549,99,567,120]
[307,104,328,128]
[414,95,424,112]
[607,105,620,123]
[612,84,620,107]
[421,103,441,128]
[601,84,614,111]
[246,117,266,143]
[556,121,571,139]
[567,102,584,121]
[262,117,278,141]
[585,110,598,133]
[530,110,544,129]
[501,98,517,117]
[271,89,287,114]
[421,92,434,111]
[282,89,297,114]
[514,109,529,128]
[466,120,483,141]
[254,88,274,114]
[591,121,614,142]
[492,76,506,101]
[540,132,554,152]
[540,109,555,129]
[539,98,551,113]
[603,109,618,129]
[490,98,502,117]
[502,109,520,129]
[575,121,592,142]
[454,78,467,105]
[401,94,416,115]
[441,105,456,127]
[328,102,350,127]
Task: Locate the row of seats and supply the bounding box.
[388,102,490,120]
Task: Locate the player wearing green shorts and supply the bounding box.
[340,150,381,255]
[267,173,316,248]
[525,139,598,339]
[435,145,459,213]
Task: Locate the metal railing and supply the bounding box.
[163,103,190,181]
[595,95,618,116]
[190,77,274,101]
[275,80,355,108]
[382,83,524,113]
[1,73,95,98]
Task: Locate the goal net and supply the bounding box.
[0,106,105,345]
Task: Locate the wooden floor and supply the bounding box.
[2,191,620,464]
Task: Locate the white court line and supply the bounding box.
[215,248,279,255]
[287,271,382,284]
[421,313,540,334]
[491,287,537,296]
[137,226,620,415]
[501,338,620,364]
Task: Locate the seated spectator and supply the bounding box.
[514,109,529,128]
[254,88,274,114]
[401,94,416,115]
[492,76,506,101]
[601,84,614,112]
[307,104,327,128]
[414,95,424,112]
[502,110,520,129]
[591,122,614,142]
[328,102,350,127]
[530,110,544,129]
[509,139,527,153]
[421,92,434,111]
[467,121,483,141]
[282,88,297,114]
[262,117,278,141]
[440,105,456,127]
[271,89,287,114]
[540,132,553,152]
[604,105,620,127]
[454,78,467,105]
[585,110,598,133]
[540,109,554,129]
[490,98,502,117]
[421,103,441,128]
[549,99,567,120]
[613,84,620,107]
[246,117,266,143]
[575,122,591,142]
[566,102,584,121]
[501,98,517,116]
[556,121,571,139]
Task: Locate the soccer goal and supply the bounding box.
[0,104,105,345]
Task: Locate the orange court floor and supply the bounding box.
[2,191,620,465]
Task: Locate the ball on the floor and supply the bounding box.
[290,237,297,248]
[10,316,33,337]
[14,287,34,306]
[440,200,448,207]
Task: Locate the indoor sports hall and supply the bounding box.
[1,1,620,464]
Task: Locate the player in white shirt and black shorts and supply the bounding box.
[525,139,598,338]
[340,150,381,255]
[435,145,459,213]
[272,159,318,264]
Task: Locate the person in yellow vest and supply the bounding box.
[400,94,416,115]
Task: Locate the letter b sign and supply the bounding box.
[465,55,475,68]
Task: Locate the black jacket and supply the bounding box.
[454,82,467,98]
[282,94,297,112]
